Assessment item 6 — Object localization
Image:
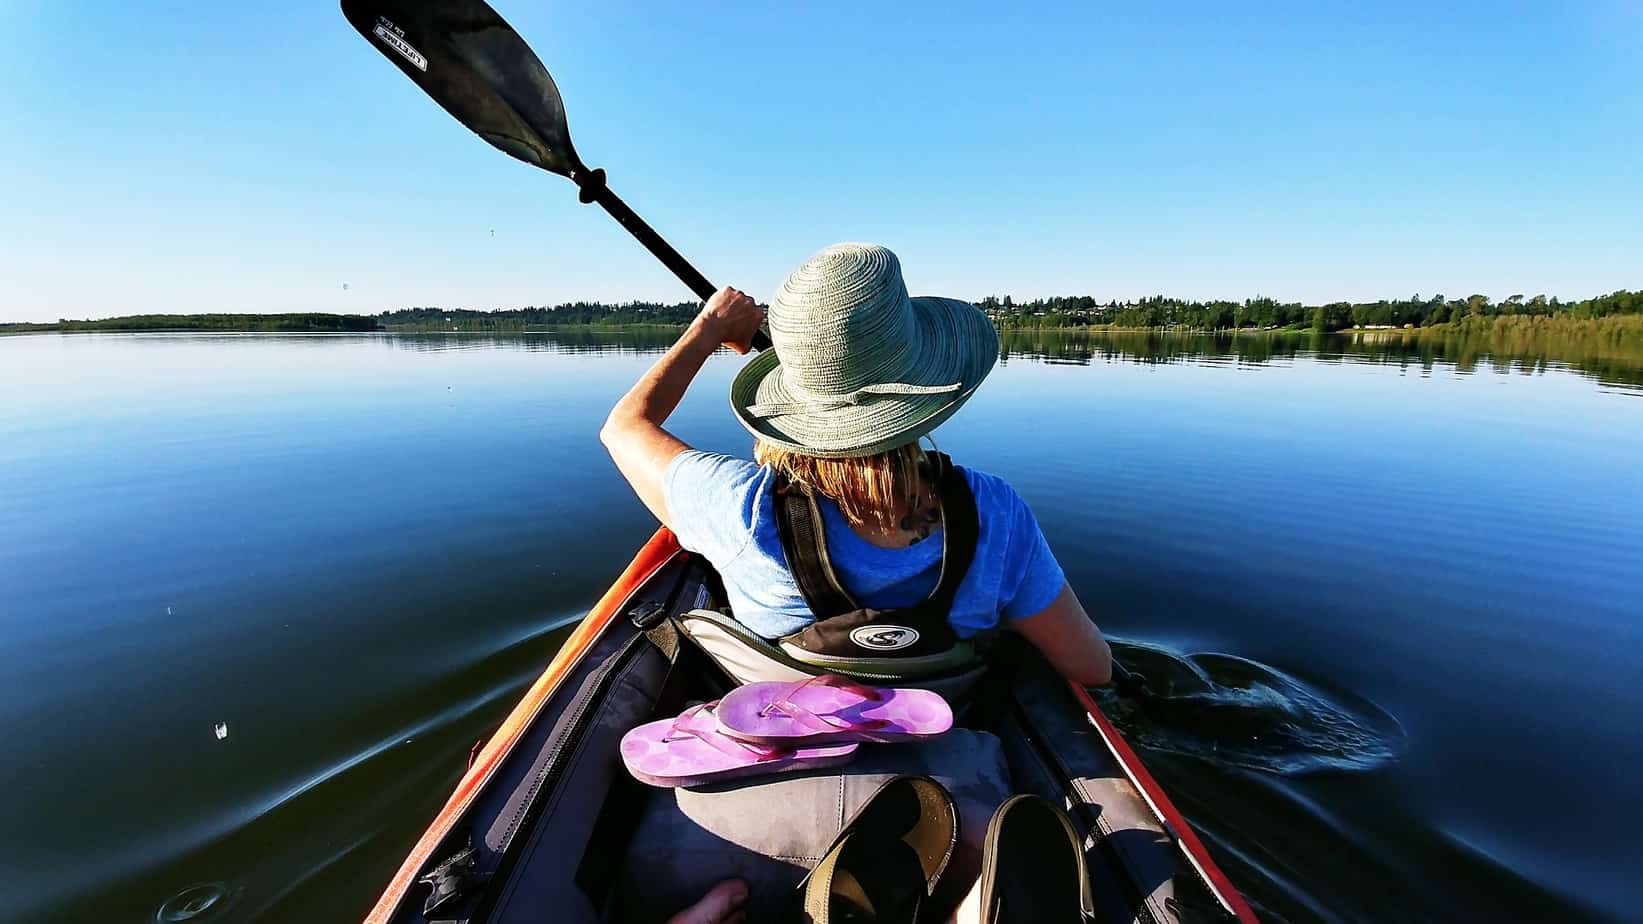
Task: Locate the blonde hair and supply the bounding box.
[755,440,927,533]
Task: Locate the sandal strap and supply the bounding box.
[758,675,891,734]
[662,702,792,761]
[802,832,855,921]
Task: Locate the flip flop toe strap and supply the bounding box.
[757,674,892,735]
[662,702,793,762]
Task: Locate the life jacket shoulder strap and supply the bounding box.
[772,479,859,620]
[924,453,980,616]
[773,451,978,621]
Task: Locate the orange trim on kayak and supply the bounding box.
[363,527,683,924]
[1069,683,1261,923]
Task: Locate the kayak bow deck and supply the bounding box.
[364,528,1258,924]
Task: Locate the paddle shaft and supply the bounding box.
[1110,659,1152,700]
[576,169,772,351]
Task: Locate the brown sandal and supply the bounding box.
[977,795,1094,923]
[797,775,959,923]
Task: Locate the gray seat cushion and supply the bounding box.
[611,729,1012,923]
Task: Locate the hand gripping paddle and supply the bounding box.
[341,0,771,350]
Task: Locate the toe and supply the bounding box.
[664,879,749,924]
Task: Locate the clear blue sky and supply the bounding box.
[2,1,1639,322]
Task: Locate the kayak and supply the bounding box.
[362,529,1260,923]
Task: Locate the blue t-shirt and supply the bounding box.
[661,451,1067,639]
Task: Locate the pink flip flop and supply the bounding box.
[714,675,954,747]
[620,701,858,788]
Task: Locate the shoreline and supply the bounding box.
[4,316,1637,338]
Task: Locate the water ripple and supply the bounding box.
[1095,642,1404,775]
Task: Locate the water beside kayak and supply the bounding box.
[1,329,1638,922]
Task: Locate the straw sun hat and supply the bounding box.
[730,243,999,458]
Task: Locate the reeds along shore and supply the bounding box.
[1357,313,1643,347]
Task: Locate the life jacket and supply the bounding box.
[671,451,987,689]
[770,450,981,674]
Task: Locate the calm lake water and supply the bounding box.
[2,329,1639,923]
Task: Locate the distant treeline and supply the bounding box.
[6,290,1638,335]
[1,313,379,333]
[378,301,701,331]
[979,289,1640,332]
[379,291,1642,334]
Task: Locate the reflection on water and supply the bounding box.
[109,325,1642,392]
[378,327,687,355]
[14,328,688,356]
[996,329,1643,393]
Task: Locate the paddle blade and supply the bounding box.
[341,0,583,177]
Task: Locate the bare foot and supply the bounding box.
[949,873,984,924]
[665,879,749,924]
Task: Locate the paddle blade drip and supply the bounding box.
[341,0,584,177]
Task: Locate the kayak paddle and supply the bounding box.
[340,0,771,350]
[1110,659,1153,701]
[340,0,1163,696]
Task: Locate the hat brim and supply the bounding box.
[730,296,999,458]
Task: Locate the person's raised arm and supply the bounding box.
[1011,584,1113,687]
[600,287,764,527]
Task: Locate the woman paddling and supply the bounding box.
[602,242,1113,923]
[600,242,1112,688]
